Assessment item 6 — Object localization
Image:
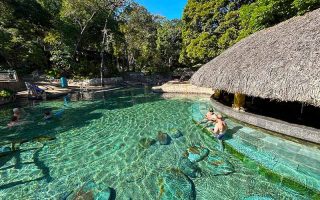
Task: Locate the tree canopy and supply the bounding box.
[180,0,320,65]
[0,0,319,78]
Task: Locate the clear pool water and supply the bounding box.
[0,88,318,199]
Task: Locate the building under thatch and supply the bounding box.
[191,8,320,107]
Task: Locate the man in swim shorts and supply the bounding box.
[211,113,228,139]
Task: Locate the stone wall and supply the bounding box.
[0,81,26,92]
[82,77,123,86]
[211,99,320,144]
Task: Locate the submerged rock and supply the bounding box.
[158,168,195,200]
[170,129,183,139]
[178,157,201,178]
[67,181,112,200]
[157,131,171,145]
[186,145,209,163]
[138,138,156,149]
[201,153,235,176]
[243,195,274,200]
[33,135,56,143]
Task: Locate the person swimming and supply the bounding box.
[7,116,18,128]
[13,108,21,120]
[43,110,53,120]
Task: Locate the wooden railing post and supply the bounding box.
[233,92,245,110]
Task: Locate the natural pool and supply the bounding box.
[0,88,318,199]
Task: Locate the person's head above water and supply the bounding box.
[209,108,214,113]
[212,112,223,121]
[13,108,20,114]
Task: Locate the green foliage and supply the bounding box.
[0,89,15,98]
[181,0,320,65]
[156,19,183,71]
[293,0,320,15]
[1,0,320,78]
[180,0,253,65]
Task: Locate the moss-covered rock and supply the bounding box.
[139,138,156,149]
[201,153,235,176]
[67,181,112,200]
[170,129,183,139]
[157,131,171,145]
[186,145,209,163]
[158,168,195,200]
[178,157,201,178]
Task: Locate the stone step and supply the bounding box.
[191,102,320,192]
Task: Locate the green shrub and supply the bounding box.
[0,89,15,98]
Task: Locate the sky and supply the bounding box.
[134,0,188,19]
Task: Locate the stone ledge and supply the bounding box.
[152,83,213,95]
[211,99,320,144]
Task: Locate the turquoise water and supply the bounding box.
[0,88,318,199]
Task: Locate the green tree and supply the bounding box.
[156,19,183,71]
[0,0,51,73]
[120,3,158,72]
[180,0,253,65]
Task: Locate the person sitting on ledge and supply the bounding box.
[211,113,228,140]
[197,108,215,125]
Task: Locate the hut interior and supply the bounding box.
[215,91,320,129]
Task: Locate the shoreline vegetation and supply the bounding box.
[1,0,319,80]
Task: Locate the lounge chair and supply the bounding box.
[25,82,47,100]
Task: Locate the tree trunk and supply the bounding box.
[74,12,97,61]
[100,18,108,87]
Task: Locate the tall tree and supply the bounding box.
[120,3,158,72]
[156,19,183,71]
[180,0,253,65]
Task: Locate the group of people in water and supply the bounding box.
[198,108,228,140]
[7,107,54,128]
[6,96,69,128]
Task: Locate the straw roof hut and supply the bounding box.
[191,8,320,107]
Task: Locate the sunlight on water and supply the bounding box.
[0,88,315,199]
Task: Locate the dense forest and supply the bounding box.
[0,0,319,78]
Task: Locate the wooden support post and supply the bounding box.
[213,89,221,99]
[233,92,245,110]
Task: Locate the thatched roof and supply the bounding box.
[191,8,320,107]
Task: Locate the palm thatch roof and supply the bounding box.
[191,8,320,107]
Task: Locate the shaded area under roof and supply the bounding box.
[191,8,320,107]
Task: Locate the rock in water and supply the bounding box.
[178,157,201,178]
[67,181,111,200]
[201,154,235,176]
[33,135,56,142]
[157,131,171,145]
[170,129,183,138]
[243,195,274,200]
[139,138,156,149]
[158,169,195,200]
[186,145,209,163]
